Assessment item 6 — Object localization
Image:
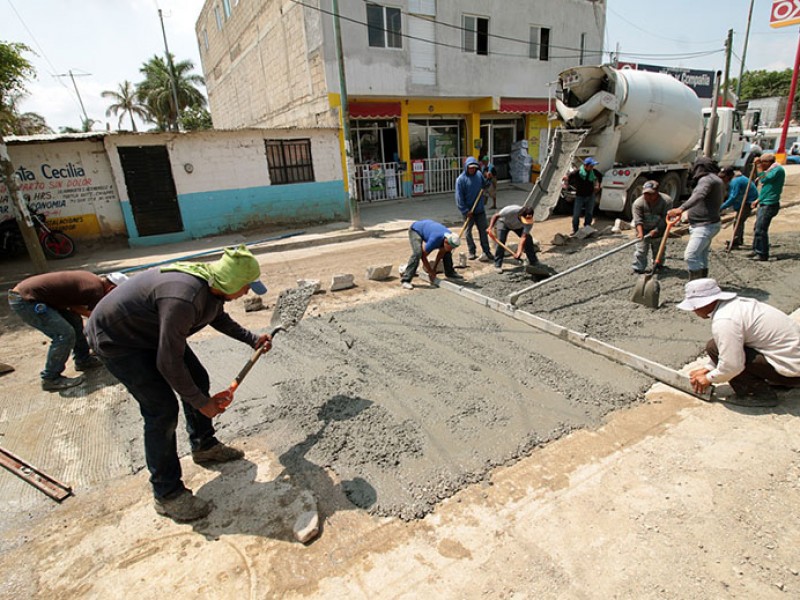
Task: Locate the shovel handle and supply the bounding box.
[457,188,485,239]
[652,215,679,267]
[488,229,516,257]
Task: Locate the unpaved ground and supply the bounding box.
[1,180,800,598]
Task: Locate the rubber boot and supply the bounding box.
[688,270,704,281]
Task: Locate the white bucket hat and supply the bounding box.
[105,272,129,286]
[676,278,736,311]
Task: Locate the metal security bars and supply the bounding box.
[265,139,315,185]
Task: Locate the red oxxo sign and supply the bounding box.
[771,0,800,28]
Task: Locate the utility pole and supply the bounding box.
[331,0,362,230]
[736,0,755,100]
[158,8,181,132]
[0,137,47,273]
[704,71,722,158]
[722,29,734,106]
[56,70,91,127]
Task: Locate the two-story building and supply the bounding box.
[195,0,605,199]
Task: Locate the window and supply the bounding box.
[202,29,209,51]
[529,26,550,61]
[214,6,222,30]
[222,0,231,19]
[463,15,488,55]
[265,139,315,185]
[366,3,402,48]
[579,33,586,65]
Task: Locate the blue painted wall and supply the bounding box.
[126,180,348,247]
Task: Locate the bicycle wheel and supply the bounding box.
[41,231,75,259]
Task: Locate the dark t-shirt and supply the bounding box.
[85,268,257,408]
[14,271,105,309]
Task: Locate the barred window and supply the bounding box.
[265,139,315,185]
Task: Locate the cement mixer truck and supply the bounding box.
[531,64,761,221]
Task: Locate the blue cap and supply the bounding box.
[250,280,268,295]
[584,157,599,166]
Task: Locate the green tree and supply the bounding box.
[0,41,37,135]
[102,80,149,132]
[731,69,794,101]
[179,106,212,131]
[136,54,206,132]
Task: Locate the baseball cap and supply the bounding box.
[676,278,736,311]
[584,157,599,166]
[445,233,461,248]
[642,180,659,194]
[105,272,129,286]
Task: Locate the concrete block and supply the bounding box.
[366,264,393,281]
[574,226,598,239]
[612,218,632,233]
[243,296,265,312]
[330,273,355,291]
[297,279,321,293]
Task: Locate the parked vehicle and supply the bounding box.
[0,209,75,259]
[534,65,762,221]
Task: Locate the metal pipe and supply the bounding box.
[508,236,641,305]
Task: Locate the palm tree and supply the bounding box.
[12,111,52,135]
[102,80,149,132]
[136,55,206,132]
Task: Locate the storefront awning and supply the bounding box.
[498,98,550,114]
[349,101,402,119]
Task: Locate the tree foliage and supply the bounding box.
[731,69,794,101]
[102,80,149,132]
[135,54,206,132]
[179,106,213,131]
[0,41,51,135]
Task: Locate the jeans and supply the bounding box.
[100,347,219,499]
[752,203,780,258]
[632,233,660,273]
[402,229,455,283]
[730,202,752,247]
[684,221,721,271]
[8,292,91,380]
[706,339,800,395]
[464,210,493,258]
[494,226,538,268]
[572,195,596,233]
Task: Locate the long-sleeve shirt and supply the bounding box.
[631,193,669,234]
[719,174,759,212]
[705,297,800,383]
[85,269,258,409]
[678,173,723,225]
[757,163,785,206]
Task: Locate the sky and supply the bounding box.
[0,0,798,132]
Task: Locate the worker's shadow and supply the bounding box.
[191,394,376,543]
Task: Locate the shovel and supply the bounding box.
[630,216,679,309]
[225,284,316,399]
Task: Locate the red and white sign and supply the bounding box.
[771,0,800,28]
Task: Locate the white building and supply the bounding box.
[195,0,606,196]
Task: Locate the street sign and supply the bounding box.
[771,0,800,28]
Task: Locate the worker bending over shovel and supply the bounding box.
[676,278,800,408]
[86,245,271,522]
[631,180,669,274]
[400,219,461,290]
[487,205,539,274]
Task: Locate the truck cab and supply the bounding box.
[702,106,762,174]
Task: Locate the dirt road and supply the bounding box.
[1,181,800,598]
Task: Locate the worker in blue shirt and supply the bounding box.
[719,166,759,250]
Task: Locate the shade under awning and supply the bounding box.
[349,101,402,119]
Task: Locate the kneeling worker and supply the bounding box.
[488,205,539,274]
[676,278,800,407]
[400,219,461,289]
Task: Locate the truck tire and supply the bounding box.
[622,176,648,221]
[658,172,682,208]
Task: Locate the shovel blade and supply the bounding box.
[630,273,652,305]
[270,285,315,329]
[641,276,661,308]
